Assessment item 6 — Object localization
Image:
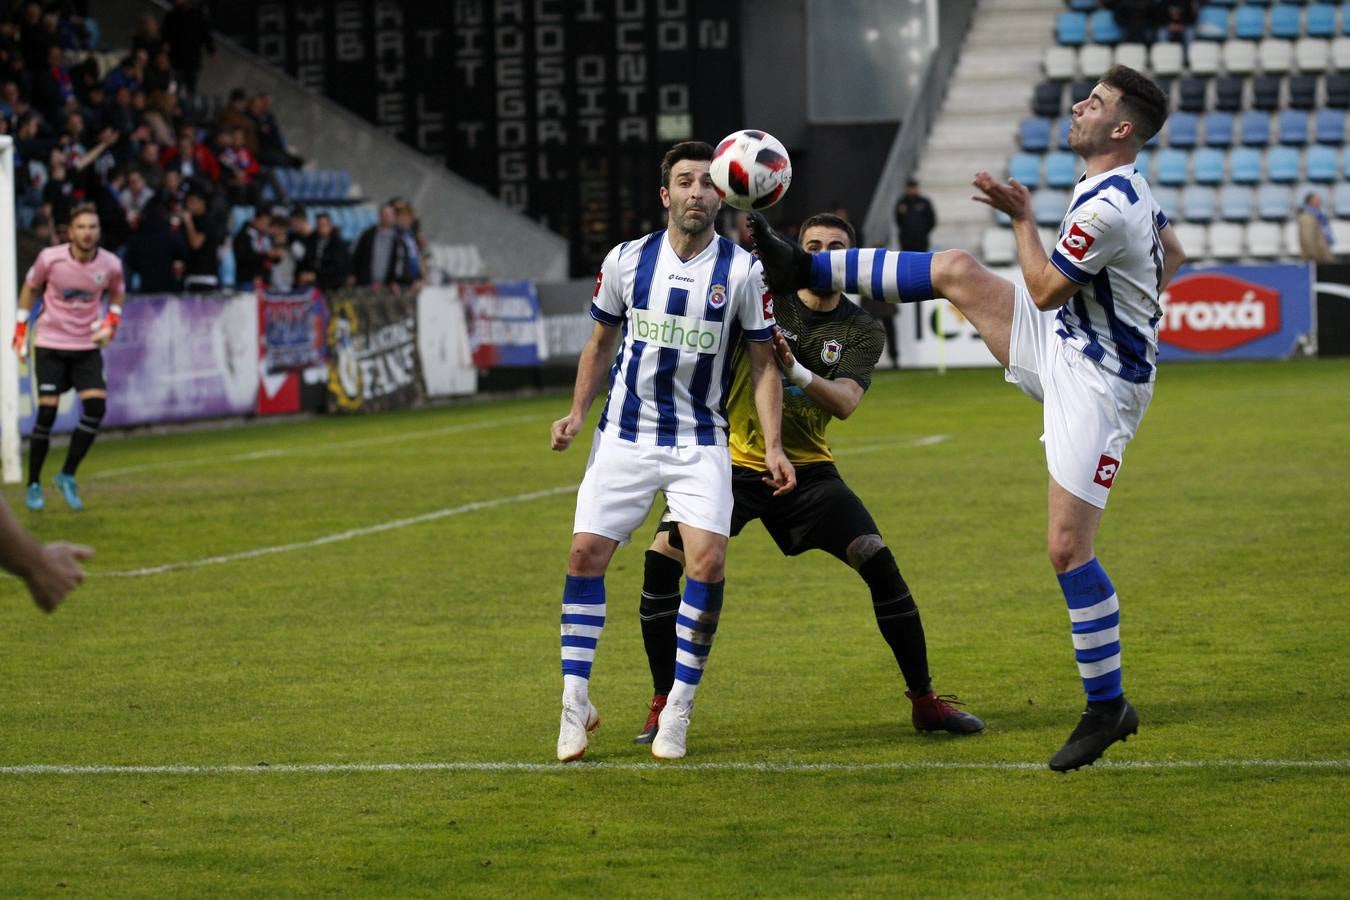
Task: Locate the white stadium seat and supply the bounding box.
[1044,45,1078,80]
[1245,221,1283,258]
[1189,41,1221,75]
[980,228,1015,266]
[1079,44,1112,78]
[1172,222,1209,259]
[1114,43,1148,71]
[1259,40,1295,73]
[1333,219,1350,256]
[1281,220,1301,256]
[1223,40,1258,75]
[1333,37,1350,71]
[1150,42,1184,76]
[1294,38,1330,73]
[1208,222,1245,259]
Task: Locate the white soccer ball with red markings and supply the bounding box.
[710,129,792,211]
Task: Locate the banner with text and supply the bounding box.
[417,286,478,397]
[1157,263,1313,361]
[461,280,547,367]
[326,289,423,413]
[259,289,329,416]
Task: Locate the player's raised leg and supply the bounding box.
[557,531,616,762]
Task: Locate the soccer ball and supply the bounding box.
[710,129,792,211]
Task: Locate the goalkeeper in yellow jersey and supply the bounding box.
[634,212,983,744]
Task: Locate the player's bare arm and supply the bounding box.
[771,327,865,420]
[972,171,1079,311]
[747,339,796,496]
[551,320,621,451]
[11,281,39,355]
[1159,223,1186,289]
[0,498,93,612]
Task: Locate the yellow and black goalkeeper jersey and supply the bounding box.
[729,292,885,470]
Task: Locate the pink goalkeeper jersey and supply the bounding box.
[25,245,125,350]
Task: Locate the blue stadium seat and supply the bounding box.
[230,205,254,234]
[1257,183,1294,219]
[1019,117,1053,151]
[1045,151,1079,188]
[1306,144,1339,181]
[219,245,236,288]
[1090,9,1123,43]
[334,170,352,201]
[1066,0,1096,10]
[1157,148,1190,185]
[1196,6,1231,39]
[1267,145,1302,181]
[1218,184,1255,221]
[1009,152,1043,188]
[1169,111,1200,148]
[1033,81,1064,118]
[1193,148,1226,184]
[1154,185,1181,221]
[1333,182,1350,218]
[1135,149,1153,181]
[1213,76,1245,112]
[1305,4,1336,38]
[1230,146,1264,183]
[1240,110,1272,146]
[1057,12,1088,45]
[1234,6,1268,40]
[1182,185,1217,222]
[1277,109,1309,145]
[1315,107,1346,144]
[1269,5,1301,40]
[1178,76,1209,113]
[1204,111,1235,147]
[1033,189,1070,226]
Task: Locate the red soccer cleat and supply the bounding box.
[633,693,667,745]
[907,690,985,735]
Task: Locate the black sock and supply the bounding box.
[640,549,683,696]
[860,547,932,695]
[27,403,57,486]
[62,396,105,476]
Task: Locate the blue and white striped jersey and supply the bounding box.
[1048,162,1168,384]
[590,230,775,446]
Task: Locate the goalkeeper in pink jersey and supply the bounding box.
[11,204,125,512]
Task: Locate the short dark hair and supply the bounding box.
[660,141,714,188]
[69,202,98,223]
[798,212,856,248]
[1101,65,1168,147]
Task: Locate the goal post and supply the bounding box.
[0,135,19,483]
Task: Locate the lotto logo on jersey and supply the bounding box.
[1062,223,1096,261]
[631,308,724,353]
[761,291,774,319]
[1094,454,1120,488]
[592,270,603,299]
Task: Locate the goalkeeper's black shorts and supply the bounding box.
[33,347,106,395]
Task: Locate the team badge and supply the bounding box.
[1093,453,1120,488]
[820,339,842,365]
[93,272,106,285]
[708,284,727,309]
[1063,223,1095,261]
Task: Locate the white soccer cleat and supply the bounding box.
[556,700,600,762]
[651,699,692,760]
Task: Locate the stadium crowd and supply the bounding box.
[3,0,424,296]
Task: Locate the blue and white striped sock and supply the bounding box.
[810,249,935,302]
[1057,559,1123,702]
[560,575,605,696]
[668,578,724,705]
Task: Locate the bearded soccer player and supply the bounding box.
[750,66,1184,771]
[550,141,795,763]
[12,203,125,512]
[633,212,983,746]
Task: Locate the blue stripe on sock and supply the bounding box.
[810,252,833,292]
[560,614,606,627]
[1057,558,1124,701]
[563,574,605,603]
[1057,558,1116,608]
[1071,611,1120,634]
[843,249,859,294]
[870,248,886,301]
[561,635,598,650]
[674,662,702,684]
[562,661,592,678]
[676,637,712,658]
[1075,641,1121,664]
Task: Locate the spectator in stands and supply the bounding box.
[216,87,258,155]
[353,202,399,287]
[129,139,163,189]
[1298,193,1335,264]
[143,47,178,97]
[18,2,51,73]
[298,211,352,291]
[180,187,225,291]
[41,147,73,225]
[163,0,215,95]
[118,168,155,230]
[232,207,272,288]
[894,178,936,252]
[160,169,187,213]
[103,52,144,97]
[132,13,164,58]
[285,206,311,271]
[215,126,260,205]
[392,200,423,289]
[31,44,71,125]
[266,215,297,291]
[160,125,220,184]
[1159,2,1200,45]
[1104,1,1155,44]
[248,92,300,168]
[142,89,179,146]
[125,200,186,292]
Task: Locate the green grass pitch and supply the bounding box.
[2,359,1346,897]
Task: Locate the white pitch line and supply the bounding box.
[1,759,1346,776]
[833,434,950,457]
[99,484,576,578]
[88,413,550,480]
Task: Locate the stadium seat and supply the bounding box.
[1057,115,1074,150]
[1189,40,1222,74]
[1259,39,1295,72]
[1315,107,1347,144]
[1069,78,1095,105]
[1270,5,1301,40]
[1278,108,1310,144]
[1287,74,1318,109]
[1281,219,1302,255]
[1295,38,1331,71]
[1325,73,1350,108]
[1135,149,1153,181]
[1033,81,1064,118]
[1204,111,1235,147]
[1045,151,1079,188]
[1154,185,1182,222]
[1171,222,1209,257]
[1019,117,1053,151]
[1150,41,1185,76]
[1235,6,1268,41]
[1245,220,1284,256]
[1213,76,1245,112]
[1193,147,1226,184]
[1178,76,1209,113]
[1219,184,1256,221]
[1183,185,1218,222]
[1250,75,1282,111]
[980,227,1015,266]
[1114,43,1148,70]
[1208,222,1246,258]
[1223,40,1259,74]
[219,245,236,287]
[1090,10,1123,44]
[1067,0,1097,10]
[1258,182,1296,219]
[1196,7,1231,40]
[1033,190,1070,226]
[1080,43,1113,77]
[1305,4,1336,39]
[1240,110,1273,146]
[1331,219,1350,255]
[1306,144,1339,180]
[1168,111,1199,148]
[1008,152,1044,188]
[1230,146,1264,183]
[1044,45,1078,80]
[1057,11,1089,45]
[1156,148,1190,185]
[1334,36,1350,69]
[1334,182,1350,218]
[1268,144,1302,181]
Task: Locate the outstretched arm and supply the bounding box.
[551,320,621,451]
[972,172,1079,311]
[747,339,796,496]
[0,497,93,612]
[773,327,864,420]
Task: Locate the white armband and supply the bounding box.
[16,307,29,324]
[786,357,814,388]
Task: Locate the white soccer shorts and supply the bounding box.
[1003,285,1153,509]
[572,430,733,544]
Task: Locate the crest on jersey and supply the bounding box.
[93,272,106,285]
[821,339,842,365]
[1063,223,1095,261]
[708,284,727,309]
[1093,453,1120,488]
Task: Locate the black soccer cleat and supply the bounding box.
[747,211,813,298]
[1048,698,1139,772]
